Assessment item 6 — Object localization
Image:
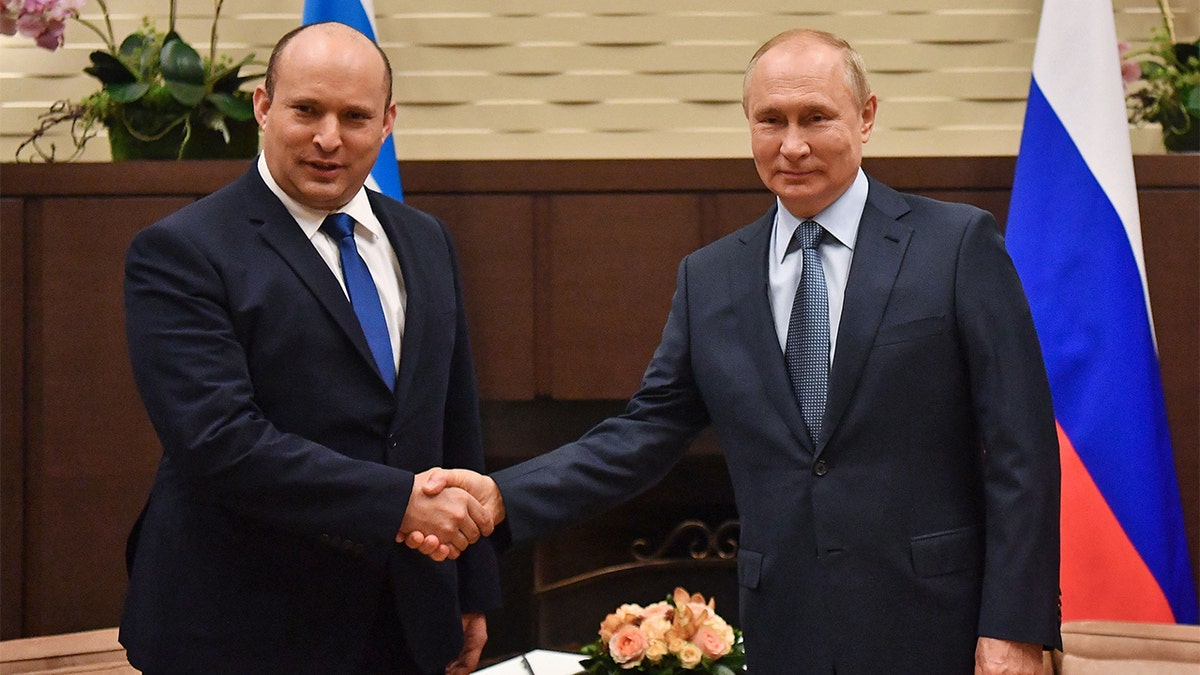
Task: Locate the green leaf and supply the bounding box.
[210,55,260,93]
[117,33,147,58]
[83,51,137,85]
[1174,41,1199,67]
[1183,85,1200,118]
[160,38,206,86]
[206,92,255,121]
[1141,61,1167,79]
[106,81,151,103]
[165,80,206,107]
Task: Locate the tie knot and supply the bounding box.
[790,220,825,252]
[321,212,355,241]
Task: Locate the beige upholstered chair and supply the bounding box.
[0,627,135,674]
[1048,620,1200,674]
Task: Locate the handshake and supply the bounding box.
[397,468,505,561]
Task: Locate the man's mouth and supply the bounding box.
[307,160,343,175]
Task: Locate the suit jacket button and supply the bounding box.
[813,460,828,476]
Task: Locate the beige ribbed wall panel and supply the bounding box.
[1,0,1194,162]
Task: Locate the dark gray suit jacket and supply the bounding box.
[120,167,500,674]
[494,176,1060,674]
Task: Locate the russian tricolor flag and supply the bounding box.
[302,0,404,201]
[1007,0,1198,624]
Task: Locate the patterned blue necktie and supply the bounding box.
[785,220,829,442]
[320,213,396,390]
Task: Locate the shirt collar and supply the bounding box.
[773,168,869,262]
[257,153,381,242]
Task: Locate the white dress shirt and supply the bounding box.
[257,154,406,373]
[767,168,869,364]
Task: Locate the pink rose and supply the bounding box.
[599,603,643,642]
[693,624,732,659]
[608,624,648,668]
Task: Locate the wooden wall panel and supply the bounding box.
[1,197,26,639]
[411,194,538,401]
[546,194,704,399]
[22,197,188,635]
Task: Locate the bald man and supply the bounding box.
[119,22,499,674]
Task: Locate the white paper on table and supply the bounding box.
[476,649,586,674]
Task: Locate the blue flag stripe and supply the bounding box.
[1008,80,1198,623]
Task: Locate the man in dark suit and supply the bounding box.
[412,28,1061,674]
[120,22,500,674]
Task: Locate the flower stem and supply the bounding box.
[210,0,225,77]
[76,0,116,53]
[1157,0,1177,44]
[169,0,177,35]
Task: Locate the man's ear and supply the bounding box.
[860,93,878,142]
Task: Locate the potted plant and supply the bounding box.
[5,0,262,161]
[1123,0,1200,152]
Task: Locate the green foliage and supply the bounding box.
[1125,7,1200,151]
[81,19,258,143]
[17,2,262,162]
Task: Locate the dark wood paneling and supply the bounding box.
[546,194,703,399]
[411,194,538,401]
[23,197,189,634]
[1,197,26,639]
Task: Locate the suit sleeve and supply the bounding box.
[954,212,1061,648]
[125,222,411,554]
[493,256,711,544]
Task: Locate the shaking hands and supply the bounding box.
[397,468,505,561]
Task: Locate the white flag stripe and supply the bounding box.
[1030,0,1152,326]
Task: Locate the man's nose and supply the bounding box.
[780,124,810,158]
[313,115,342,151]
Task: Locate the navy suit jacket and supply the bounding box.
[494,177,1060,673]
[120,167,500,673]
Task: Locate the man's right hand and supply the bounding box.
[400,469,505,561]
[396,468,495,560]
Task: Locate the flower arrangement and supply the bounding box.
[581,588,745,674]
[1121,0,1199,152]
[4,0,261,161]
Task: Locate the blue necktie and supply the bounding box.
[785,220,829,442]
[321,213,395,390]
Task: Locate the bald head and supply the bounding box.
[265,22,393,107]
[742,29,870,112]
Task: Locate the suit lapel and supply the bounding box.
[244,171,388,388]
[370,193,424,408]
[818,178,912,456]
[731,206,815,450]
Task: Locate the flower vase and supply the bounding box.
[107,117,260,161]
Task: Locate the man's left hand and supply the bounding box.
[445,613,487,674]
[975,636,1044,675]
